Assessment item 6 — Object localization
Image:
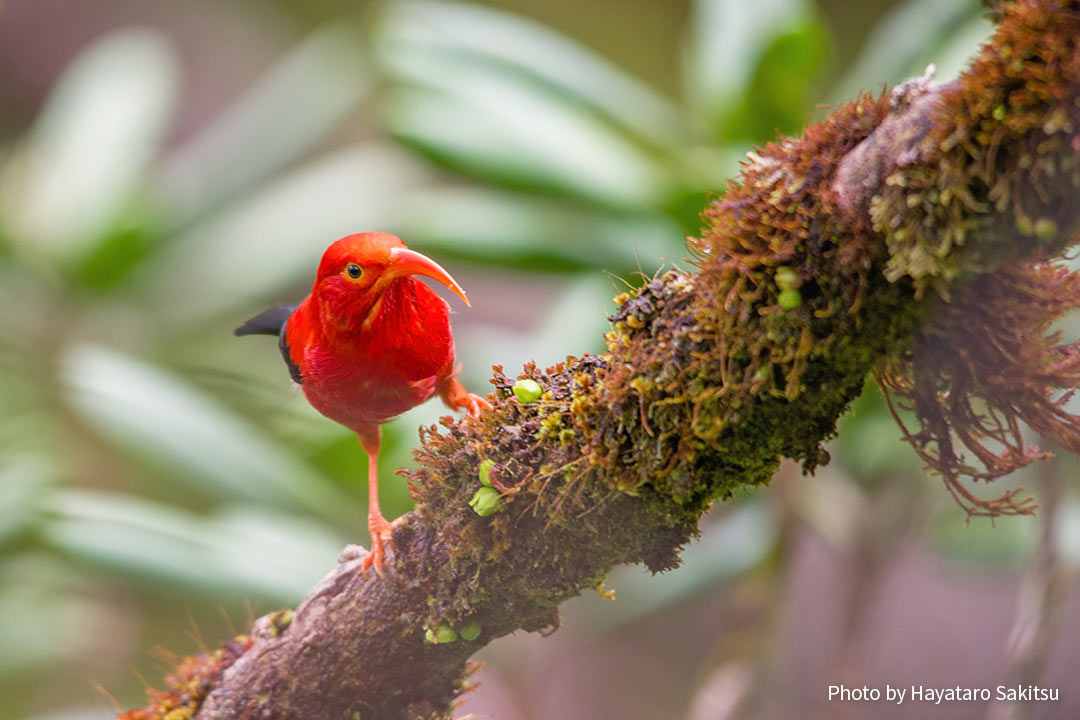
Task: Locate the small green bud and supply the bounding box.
[478,458,495,487]
[512,378,543,403]
[993,104,1007,121]
[459,621,482,641]
[778,288,802,310]
[774,266,799,291]
[1034,217,1058,241]
[469,486,502,516]
[426,624,458,644]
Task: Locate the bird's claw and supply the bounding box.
[439,374,491,418]
[361,515,401,579]
[464,392,492,417]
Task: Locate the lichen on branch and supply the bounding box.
[123,2,1080,718]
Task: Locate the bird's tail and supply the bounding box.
[233,304,296,337]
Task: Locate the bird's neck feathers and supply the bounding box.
[312,276,422,342]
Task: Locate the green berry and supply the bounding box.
[469,486,502,516]
[1034,218,1058,241]
[425,624,458,644]
[478,458,495,487]
[774,266,798,291]
[512,378,543,403]
[778,288,802,310]
[459,621,482,641]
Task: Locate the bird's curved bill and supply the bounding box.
[387,247,470,307]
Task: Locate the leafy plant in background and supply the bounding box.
[0,0,1002,717]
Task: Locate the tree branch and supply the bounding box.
[123,2,1080,718]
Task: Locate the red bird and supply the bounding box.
[236,232,490,576]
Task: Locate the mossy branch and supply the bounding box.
[123,2,1080,718]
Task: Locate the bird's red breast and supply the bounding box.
[280,232,467,434]
[287,278,455,431]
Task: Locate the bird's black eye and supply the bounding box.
[346,263,363,279]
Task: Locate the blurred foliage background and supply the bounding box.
[1,1,1078,719]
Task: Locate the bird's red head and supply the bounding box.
[312,232,469,331]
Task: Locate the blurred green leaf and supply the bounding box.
[662,145,746,233]
[396,187,680,274]
[833,380,924,481]
[377,0,686,149]
[828,0,981,102]
[383,80,668,210]
[0,459,51,550]
[684,0,821,138]
[159,26,370,224]
[74,217,157,291]
[520,275,614,363]
[454,275,613,387]
[60,344,357,524]
[42,489,343,603]
[0,29,178,264]
[929,15,995,83]
[721,22,828,140]
[138,144,424,320]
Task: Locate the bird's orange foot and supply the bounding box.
[440,374,492,417]
[362,514,402,578]
[462,392,492,417]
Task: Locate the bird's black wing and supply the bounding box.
[234,304,296,337]
[234,304,303,385]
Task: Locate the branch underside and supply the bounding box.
[123,2,1080,718]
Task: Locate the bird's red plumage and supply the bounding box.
[286,275,456,432]
[239,231,488,576]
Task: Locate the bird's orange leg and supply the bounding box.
[439,370,492,417]
[357,425,399,578]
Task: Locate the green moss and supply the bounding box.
[268,609,293,637]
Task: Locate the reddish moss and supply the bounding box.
[870,0,1080,516]
[873,0,1080,291]
[878,258,1080,516]
[118,635,252,720]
